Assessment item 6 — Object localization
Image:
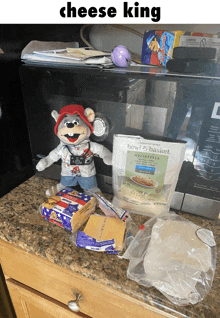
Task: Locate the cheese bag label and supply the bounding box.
[125,150,168,199]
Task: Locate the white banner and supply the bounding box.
[0,0,220,24]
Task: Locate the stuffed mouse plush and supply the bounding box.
[36,104,112,196]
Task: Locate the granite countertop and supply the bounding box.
[0,176,219,318]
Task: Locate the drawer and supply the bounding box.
[0,240,174,318]
[6,278,89,318]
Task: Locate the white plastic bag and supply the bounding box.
[112,134,186,216]
[122,213,216,306]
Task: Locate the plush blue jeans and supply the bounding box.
[60,175,97,190]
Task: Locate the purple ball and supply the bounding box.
[111,45,131,68]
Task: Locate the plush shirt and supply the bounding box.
[48,140,111,177]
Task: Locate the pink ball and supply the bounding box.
[111,45,131,68]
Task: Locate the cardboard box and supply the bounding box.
[83,214,127,251]
[42,188,96,232]
[141,30,214,67]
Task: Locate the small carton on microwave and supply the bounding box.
[179,35,220,63]
[141,30,214,67]
[42,188,96,232]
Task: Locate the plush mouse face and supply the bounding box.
[58,113,90,145]
[52,105,95,146]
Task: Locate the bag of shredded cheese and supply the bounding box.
[112,134,186,216]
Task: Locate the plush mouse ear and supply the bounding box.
[51,110,59,122]
[84,108,95,123]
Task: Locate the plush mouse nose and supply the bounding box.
[67,122,75,128]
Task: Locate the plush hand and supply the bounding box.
[36,158,50,171]
[103,153,112,166]
[101,146,112,166]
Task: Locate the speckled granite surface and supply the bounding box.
[0,176,219,318]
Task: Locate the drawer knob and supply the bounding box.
[68,293,82,312]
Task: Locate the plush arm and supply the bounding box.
[36,148,61,171]
[102,147,112,165]
[91,142,112,165]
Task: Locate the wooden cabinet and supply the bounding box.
[6,279,86,318]
[0,240,174,318]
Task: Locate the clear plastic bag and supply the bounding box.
[122,213,217,306]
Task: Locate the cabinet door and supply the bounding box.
[6,278,90,318]
[0,241,170,318]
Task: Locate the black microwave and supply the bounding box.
[20,62,220,219]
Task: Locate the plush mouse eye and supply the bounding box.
[64,120,71,126]
[72,118,79,125]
